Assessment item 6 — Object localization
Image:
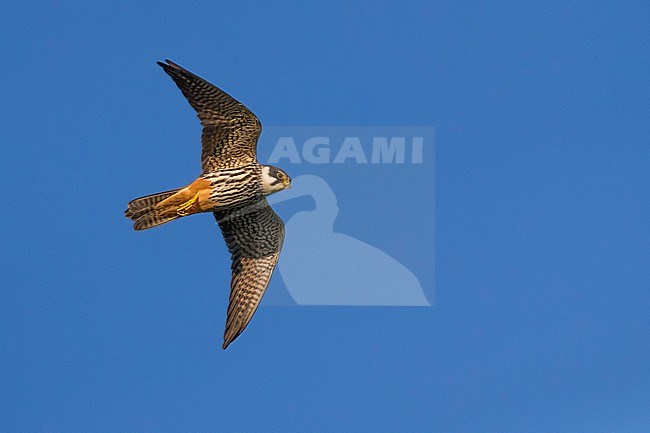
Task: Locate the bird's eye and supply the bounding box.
[277,172,285,180]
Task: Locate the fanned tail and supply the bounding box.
[125,189,182,231]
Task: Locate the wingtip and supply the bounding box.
[157,60,173,70]
[222,333,238,350]
[157,58,180,67]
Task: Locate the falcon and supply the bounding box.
[125,59,291,349]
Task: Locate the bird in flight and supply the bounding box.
[125,59,291,349]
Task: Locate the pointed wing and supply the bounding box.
[158,59,262,172]
[214,198,284,349]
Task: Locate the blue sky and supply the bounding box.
[1,1,648,432]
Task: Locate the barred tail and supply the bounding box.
[125,189,181,231]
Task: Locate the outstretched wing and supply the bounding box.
[158,59,262,172]
[214,198,284,349]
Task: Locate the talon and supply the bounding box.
[177,193,199,216]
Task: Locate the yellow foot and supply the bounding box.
[177,193,199,216]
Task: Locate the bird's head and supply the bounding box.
[261,165,292,195]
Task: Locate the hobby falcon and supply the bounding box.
[125,59,291,349]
